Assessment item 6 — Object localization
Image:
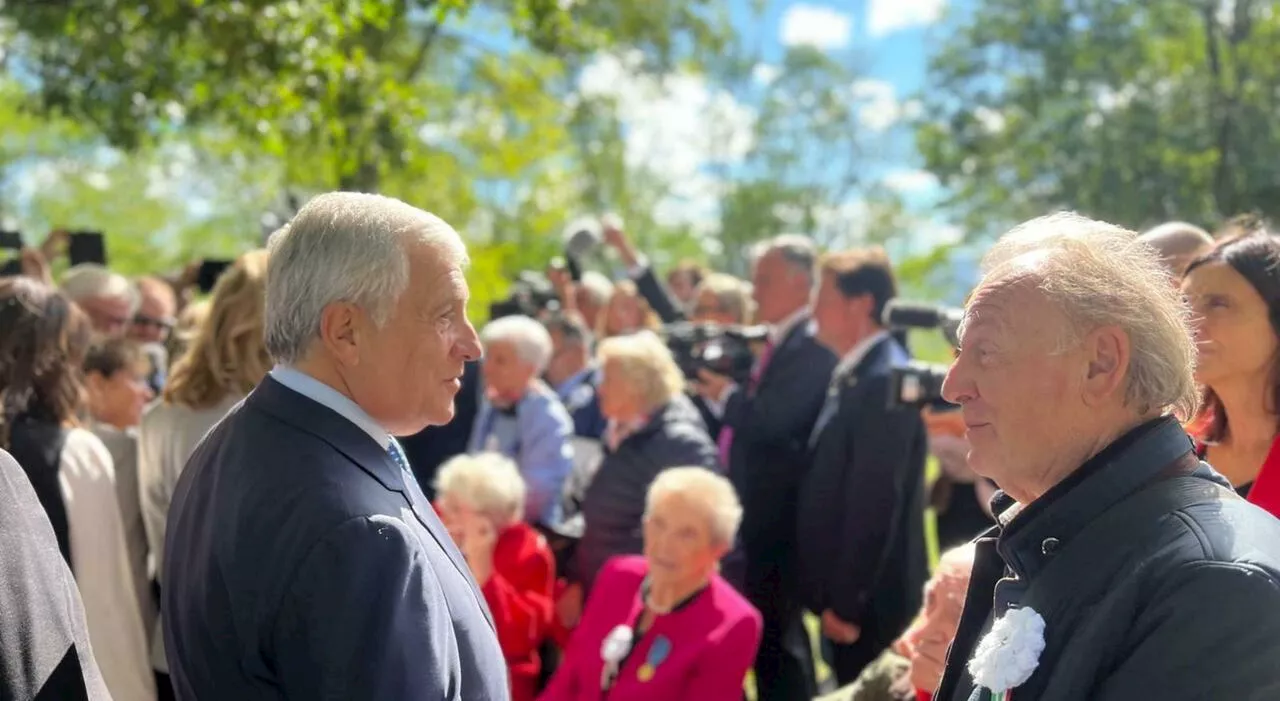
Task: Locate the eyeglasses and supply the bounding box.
[132,313,175,336]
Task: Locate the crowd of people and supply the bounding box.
[2,192,1280,701]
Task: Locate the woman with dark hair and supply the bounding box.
[0,277,155,700]
[1182,227,1280,516]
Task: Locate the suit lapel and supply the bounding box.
[249,379,497,631]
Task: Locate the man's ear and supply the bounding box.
[317,302,363,367]
[1081,325,1130,407]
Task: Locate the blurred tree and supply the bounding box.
[917,0,1280,237]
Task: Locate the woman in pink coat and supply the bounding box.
[539,467,761,701]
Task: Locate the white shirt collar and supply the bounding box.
[269,365,391,450]
[835,330,891,377]
[769,306,811,345]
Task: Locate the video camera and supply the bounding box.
[661,322,769,387]
[489,271,561,320]
[488,216,612,321]
[882,300,963,411]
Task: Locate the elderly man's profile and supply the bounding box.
[934,212,1280,701]
[161,192,507,700]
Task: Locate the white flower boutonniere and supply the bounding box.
[968,606,1046,700]
[600,624,634,691]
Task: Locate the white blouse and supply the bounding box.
[61,427,156,701]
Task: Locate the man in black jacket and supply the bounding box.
[696,234,836,701]
[797,248,928,685]
[0,449,109,700]
[935,212,1280,701]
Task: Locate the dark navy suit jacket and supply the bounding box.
[162,377,509,700]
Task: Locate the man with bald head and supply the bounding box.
[1137,221,1214,279]
[163,193,504,700]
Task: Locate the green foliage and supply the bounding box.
[0,0,958,312]
[918,0,1280,236]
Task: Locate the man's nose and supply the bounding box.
[940,359,973,405]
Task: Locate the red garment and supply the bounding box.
[1245,436,1280,517]
[1188,420,1280,519]
[485,523,556,701]
[538,555,762,701]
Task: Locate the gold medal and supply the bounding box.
[637,663,655,682]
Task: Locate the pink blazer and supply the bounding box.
[539,555,761,701]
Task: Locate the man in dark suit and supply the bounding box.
[162,192,506,700]
[695,235,836,701]
[796,248,928,685]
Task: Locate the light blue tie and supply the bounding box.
[387,439,412,476]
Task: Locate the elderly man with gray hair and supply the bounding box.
[162,192,506,701]
[934,213,1280,701]
[468,314,575,528]
[61,263,139,337]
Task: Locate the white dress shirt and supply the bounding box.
[269,366,392,451]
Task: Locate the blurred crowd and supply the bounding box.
[3,200,1280,701]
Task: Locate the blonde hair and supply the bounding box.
[597,331,685,413]
[596,280,661,339]
[695,273,753,323]
[434,452,527,526]
[980,212,1198,418]
[164,250,271,410]
[645,467,743,548]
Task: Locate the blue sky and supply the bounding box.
[583,0,965,253]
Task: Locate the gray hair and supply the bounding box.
[264,192,467,364]
[578,271,614,307]
[645,466,743,548]
[543,312,593,350]
[751,234,817,283]
[60,264,140,312]
[980,212,1198,418]
[434,452,526,526]
[597,331,685,412]
[695,272,753,323]
[480,315,554,374]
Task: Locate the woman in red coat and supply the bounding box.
[539,467,761,701]
[1181,228,1280,515]
[435,453,555,701]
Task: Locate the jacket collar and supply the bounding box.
[994,416,1195,580]
[247,376,406,500]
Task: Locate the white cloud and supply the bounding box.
[868,0,945,38]
[973,106,1006,133]
[82,171,112,191]
[883,168,939,193]
[851,79,913,132]
[577,52,756,234]
[1095,83,1138,112]
[752,63,781,86]
[780,5,853,50]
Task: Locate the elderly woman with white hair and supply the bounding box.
[933,213,1280,701]
[468,314,576,527]
[540,467,761,700]
[552,332,719,639]
[434,452,555,701]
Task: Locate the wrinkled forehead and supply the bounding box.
[958,270,1057,343]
